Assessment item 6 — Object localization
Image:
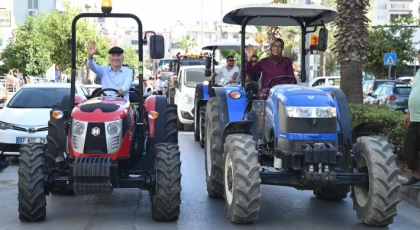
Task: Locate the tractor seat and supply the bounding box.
[129,91,139,104]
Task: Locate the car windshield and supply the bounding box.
[184,68,211,88]
[394,87,411,95]
[7,88,70,108]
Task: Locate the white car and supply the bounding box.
[0,83,90,156]
[174,66,221,129]
[309,76,341,88]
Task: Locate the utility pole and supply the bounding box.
[201,0,204,46]
[220,0,223,42]
[304,0,311,83]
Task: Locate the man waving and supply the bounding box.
[87,41,133,100]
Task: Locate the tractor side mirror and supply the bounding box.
[149,35,165,59]
[318,28,328,52]
[205,69,212,77]
[94,75,101,84]
[173,80,179,88]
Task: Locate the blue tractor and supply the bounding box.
[204,4,400,226]
[194,42,258,147]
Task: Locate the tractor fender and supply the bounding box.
[210,86,247,132]
[222,120,254,147]
[144,95,167,143]
[351,122,387,143]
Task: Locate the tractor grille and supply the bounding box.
[83,122,107,154]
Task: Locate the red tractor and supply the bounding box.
[17,1,181,222]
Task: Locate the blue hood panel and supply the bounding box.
[270,85,335,107]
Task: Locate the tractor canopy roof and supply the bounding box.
[202,42,259,51]
[222,3,338,27]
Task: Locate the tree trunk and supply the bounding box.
[340,60,363,104]
[319,51,326,76]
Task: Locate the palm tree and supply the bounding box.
[178,35,198,54]
[334,0,370,104]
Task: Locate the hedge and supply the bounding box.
[349,104,406,158]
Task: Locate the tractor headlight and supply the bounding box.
[73,122,85,135]
[182,95,193,104]
[285,106,336,118]
[107,122,120,135]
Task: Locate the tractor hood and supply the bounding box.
[72,97,131,122]
[271,85,335,107]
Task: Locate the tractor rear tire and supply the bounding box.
[313,186,349,201]
[351,136,400,227]
[205,97,224,198]
[223,134,261,224]
[164,104,178,144]
[151,143,182,221]
[199,105,206,148]
[18,144,47,222]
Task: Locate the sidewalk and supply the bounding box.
[399,176,420,208]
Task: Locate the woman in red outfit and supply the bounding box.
[245,38,296,89]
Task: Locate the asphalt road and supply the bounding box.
[1,132,420,230]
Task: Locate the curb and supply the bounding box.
[398,175,420,208]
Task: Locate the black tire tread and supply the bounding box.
[164,104,178,144]
[351,135,400,226]
[224,134,261,224]
[205,97,224,198]
[151,143,182,221]
[199,105,206,148]
[18,144,46,222]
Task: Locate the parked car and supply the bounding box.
[362,79,401,102]
[0,83,88,156]
[364,82,411,113]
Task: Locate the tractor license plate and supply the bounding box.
[16,137,46,144]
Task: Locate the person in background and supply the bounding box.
[402,49,420,188]
[156,75,164,95]
[210,55,240,86]
[55,66,61,83]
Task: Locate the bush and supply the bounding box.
[349,104,406,158]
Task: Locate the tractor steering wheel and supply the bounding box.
[93,88,123,98]
[268,75,297,88]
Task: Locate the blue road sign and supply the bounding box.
[384,53,397,66]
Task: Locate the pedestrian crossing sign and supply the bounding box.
[384,53,397,66]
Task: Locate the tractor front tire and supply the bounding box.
[224,134,261,224]
[199,105,206,148]
[18,144,47,222]
[205,97,224,198]
[169,88,175,105]
[351,136,400,226]
[151,143,182,221]
[164,104,178,144]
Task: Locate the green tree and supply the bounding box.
[334,0,370,104]
[0,16,51,76]
[364,16,419,78]
[122,46,139,69]
[39,1,100,71]
[178,34,198,54]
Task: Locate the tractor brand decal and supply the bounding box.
[91,127,100,136]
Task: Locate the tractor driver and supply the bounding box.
[245,38,295,90]
[210,55,240,86]
[87,41,133,100]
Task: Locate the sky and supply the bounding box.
[97,0,273,30]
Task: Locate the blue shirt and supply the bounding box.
[87,59,133,100]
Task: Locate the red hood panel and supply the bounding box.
[72,97,130,122]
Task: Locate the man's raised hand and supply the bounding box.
[88,41,97,58]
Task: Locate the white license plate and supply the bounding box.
[16,137,46,144]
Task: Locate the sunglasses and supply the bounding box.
[228,59,235,62]
[252,60,257,63]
